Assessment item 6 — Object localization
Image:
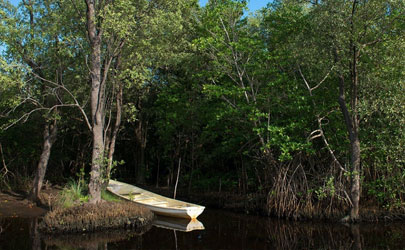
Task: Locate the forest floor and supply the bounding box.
[0,186,60,218]
[0,191,45,218]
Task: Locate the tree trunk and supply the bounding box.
[338,73,361,221]
[350,136,361,220]
[156,155,160,188]
[103,58,123,188]
[135,114,147,184]
[86,0,105,204]
[348,0,361,222]
[29,119,57,202]
[173,157,181,199]
[89,109,104,203]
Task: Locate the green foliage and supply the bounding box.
[315,176,336,201]
[0,0,404,215]
[58,179,88,208]
[365,173,405,210]
[194,0,313,165]
[101,190,121,202]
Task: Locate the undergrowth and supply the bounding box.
[40,201,154,233]
[57,178,88,208]
[101,190,120,202]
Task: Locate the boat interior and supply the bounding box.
[114,186,191,208]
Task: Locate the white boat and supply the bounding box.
[107,179,205,220]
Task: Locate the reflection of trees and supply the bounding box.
[42,223,152,250]
[350,224,362,250]
[0,219,9,234]
[3,214,405,249]
[23,217,151,250]
[30,218,41,250]
[264,220,358,249]
[264,220,405,250]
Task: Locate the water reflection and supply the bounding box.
[191,210,405,250]
[1,210,405,249]
[42,224,152,250]
[30,218,41,250]
[153,216,205,232]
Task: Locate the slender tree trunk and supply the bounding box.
[338,73,361,221]
[86,0,105,204]
[104,84,122,185]
[156,155,160,188]
[173,157,181,199]
[135,114,147,184]
[188,140,195,194]
[103,58,123,188]
[29,119,57,202]
[350,135,361,220]
[348,0,361,222]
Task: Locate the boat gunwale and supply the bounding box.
[107,180,205,211]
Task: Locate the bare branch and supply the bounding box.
[308,129,322,141]
[317,115,347,173]
[221,96,239,110]
[30,72,92,131]
[300,63,346,172]
[298,65,334,95]
[298,66,312,94]
[3,107,48,130]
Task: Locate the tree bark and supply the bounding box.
[104,77,123,187]
[135,110,147,184]
[347,0,361,222]
[29,119,57,202]
[350,136,361,220]
[86,0,105,204]
[338,73,361,221]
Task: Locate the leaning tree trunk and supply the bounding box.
[29,119,57,202]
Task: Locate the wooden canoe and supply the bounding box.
[107,179,205,220]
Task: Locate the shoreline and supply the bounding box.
[0,191,47,218]
[146,185,405,222]
[1,187,404,223]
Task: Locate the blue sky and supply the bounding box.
[8,0,272,11]
[199,0,272,12]
[8,0,19,6]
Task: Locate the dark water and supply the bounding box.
[1,209,405,250]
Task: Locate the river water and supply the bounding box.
[1,209,405,249]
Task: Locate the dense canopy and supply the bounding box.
[1,0,404,221]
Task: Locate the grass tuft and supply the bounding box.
[101,190,121,202]
[57,179,88,208]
